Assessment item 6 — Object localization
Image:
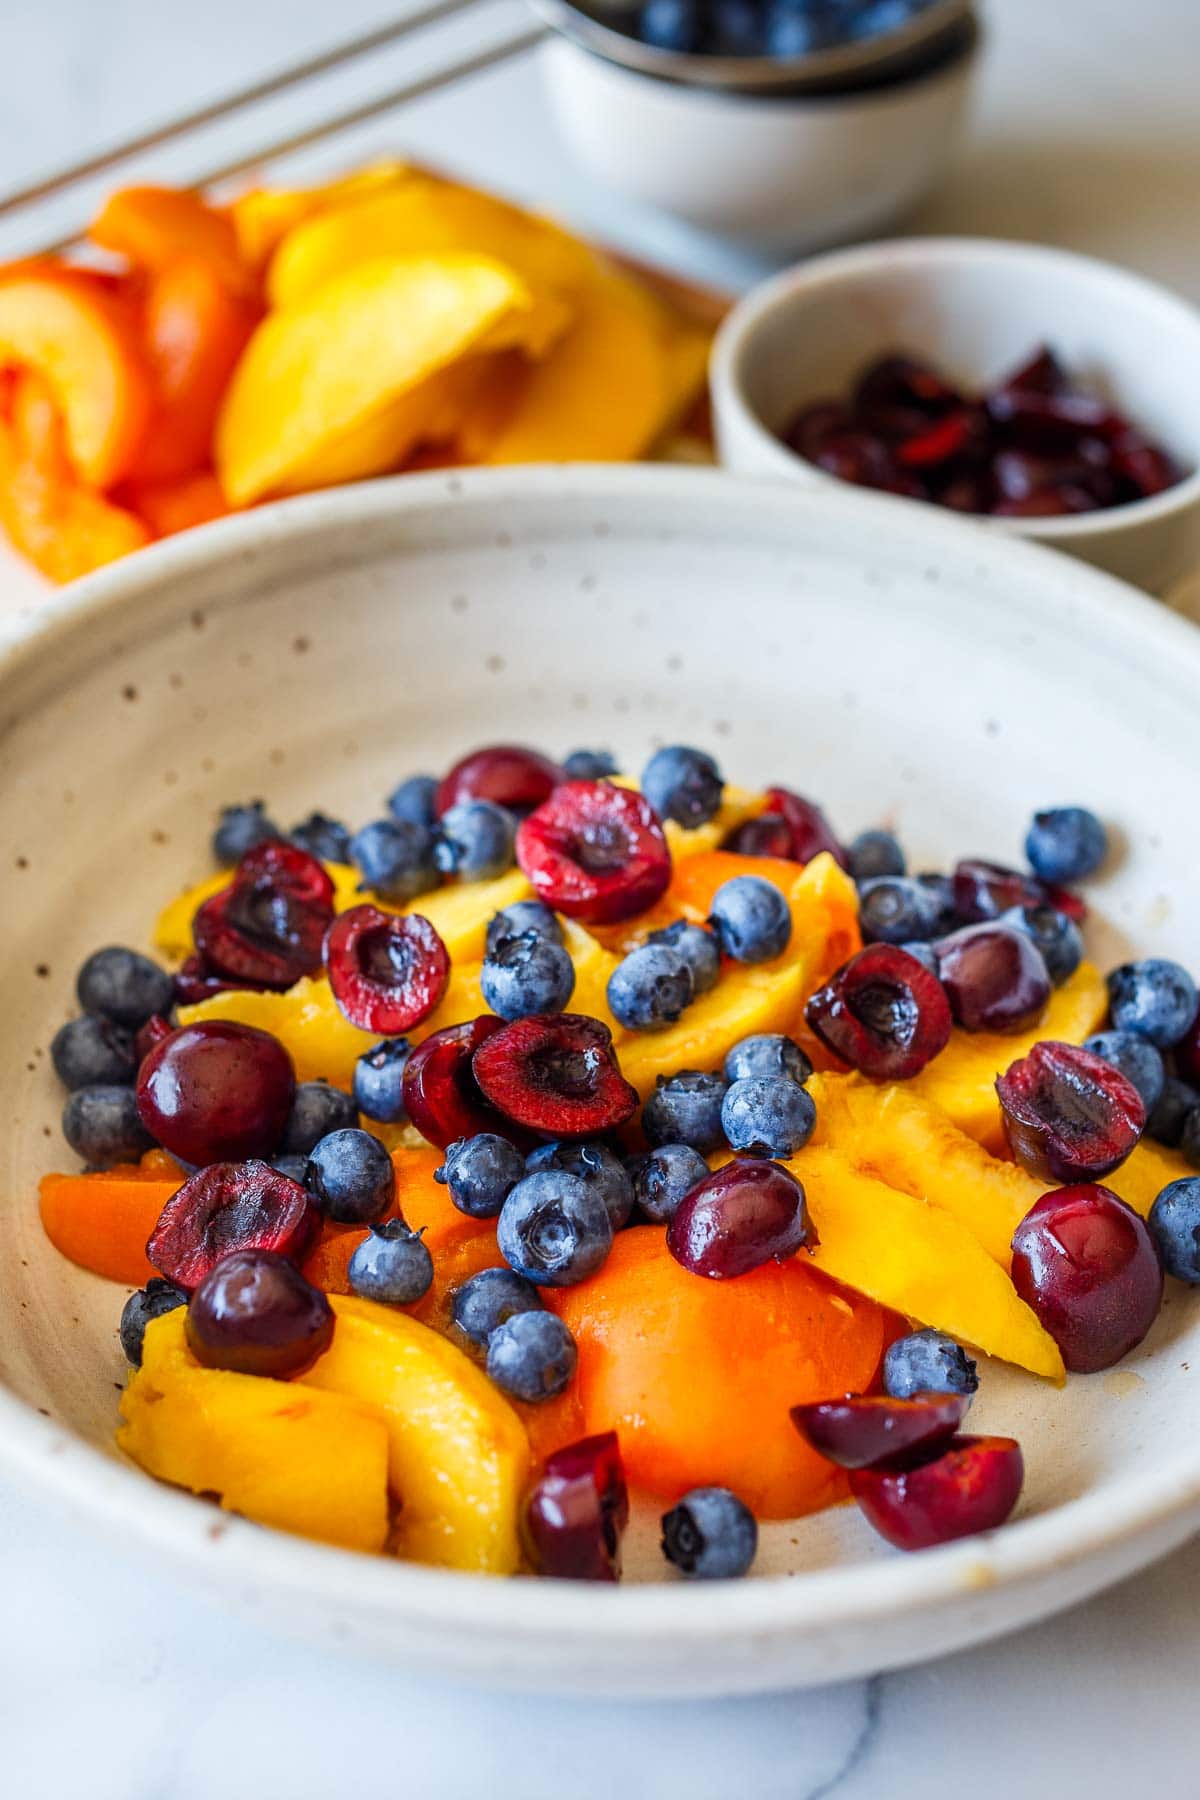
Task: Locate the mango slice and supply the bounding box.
[229,162,412,270]
[121,1311,390,1553]
[1109,1136,1196,1218]
[297,1295,530,1573]
[177,976,376,1085]
[788,1145,1065,1381]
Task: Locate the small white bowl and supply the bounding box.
[711,237,1200,595]
[538,31,978,253]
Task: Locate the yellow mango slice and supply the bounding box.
[662,785,767,860]
[410,868,533,962]
[177,976,376,1085]
[1109,1137,1195,1218]
[906,962,1109,1151]
[229,162,412,269]
[217,253,537,504]
[120,1312,390,1553]
[298,1295,530,1573]
[810,1073,1044,1268]
[788,1145,1064,1381]
[560,919,622,1029]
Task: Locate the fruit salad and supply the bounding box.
[38,746,1200,1581]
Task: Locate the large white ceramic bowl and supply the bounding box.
[711,238,1200,596]
[2,467,1199,1697]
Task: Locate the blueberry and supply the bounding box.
[639,0,702,52]
[1025,806,1108,884]
[288,811,352,864]
[212,800,279,865]
[723,1032,812,1086]
[481,930,576,1020]
[607,943,694,1032]
[915,872,959,932]
[883,1329,979,1400]
[76,946,174,1028]
[63,1084,154,1167]
[348,1220,434,1306]
[119,1277,187,1366]
[764,6,840,55]
[305,1128,395,1223]
[387,774,438,829]
[1083,1030,1165,1115]
[51,1014,137,1091]
[1001,904,1083,987]
[526,1140,635,1231]
[1148,1178,1200,1283]
[848,829,906,881]
[708,875,791,963]
[485,900,563,957]
[435,1133,525,1219]
[281,1080,358,1155]
[661,1487,757,1580]
[641,745,724,829]
[721,1076,817,1157]
[642,1069,728,1152]
[451,1267,545,1347]
[349,818,440,902]
[646,920,721,996]
[434,800,516,880]
[899,940,939,976]
[627,1143,709,1223]
[858,877,945,944]
[497,1170,614,1286]
[486,1310,578,1403]
[846,0,920,39]
[1107,959,1199,1049]
[1147,1076,1200,1149]
[353,1038,411,1123]
[562,748,618,781]
[270,1153,311,1184]
[707,0,765,55]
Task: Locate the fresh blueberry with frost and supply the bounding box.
[661,1487,758,1580]
[883,1329,979,1400]
[353,1038,411,1123]
[305,1128,395,1224]
[708,875,791,963]
[607,942,694,1031]
[281,1080,358,1155]
[212,800,279,866]
[858,876,946,945]
[451,1267,545,1347]
[485,900,563,957]
[646,920,720,996]
[481,930,575,1020]
[1147,1076,1200,1149]
[76,946,174,1028]
[723,1032,812,1086]
[641,745,724,829]
[497,1170,613,1286]
[627,1143,708,1223]
[63,1085,154,1167]
[1148,1178,1200,1283]
[289,811,352,864]
[434,800,516,880]
[270,1154,310,1184]
[526,1140,635,1230]
[1001,904,1083,987]
[349,818,440,902]
[1025,806,1107,884]
[436,1133,525,1219]
[51,1015,137,1091]
[1083,1030,1165,1115]
[721,1076,817,1158]
[562,748,618,781]
[119,1277,186,1367]
[642,1070,728,1152]
[848,829,906,882]
[487,1310,578,1403]
[387,774,438,829]
[348,1220,434,1306]
[1106,959,1199,1049]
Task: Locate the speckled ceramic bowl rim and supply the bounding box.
[3,465,1200,1645]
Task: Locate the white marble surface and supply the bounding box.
[2,2,1200,1793]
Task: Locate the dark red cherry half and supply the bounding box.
[524,1431,629,1581]
[850,1435,1024,1551]
[805,944,952,1080]
[934,923,1051,1034]
[722,813,795,859]
[324,904,449,1034]
[666,1158,809,1279]
[435,745,563,818]
[952,859,1085,926]
[791,1391,969,1470]
[997,1040,1146,1184]
[763,787,846,868]
[147,1159,320,1294]
[192,841,335,991]
[136,1019,295,1166]
[472,1013,638,1138]
[174,953,262,1005]
[516,782,671,924]
[1011,1185,1163,1373]
[400,1015,512,1149]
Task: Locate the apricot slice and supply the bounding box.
[39,1159,185,1284]
[135,254,259,483]
[90,185,252,295]
[130,470,230,539]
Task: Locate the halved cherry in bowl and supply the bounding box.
[997,1040,1146,1184]
[325,904,449,1034]
[791,1391,969,1471]
[192,840,335,990]
[516,781,671,924]
[400,1014,513,1149]
[435,744,562,818]
[850,1435,1024,1551]
[147,1158,321,1294]
[805,944,952,1080]
[472,1013,638,1138]
[523,1431,629,1581]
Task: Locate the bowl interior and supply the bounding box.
[2,468,1199,1686]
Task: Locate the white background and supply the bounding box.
[1,2,1199,1792]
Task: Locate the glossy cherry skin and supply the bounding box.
[1010,1185,1163,1373]
[435,745,562,818]
[192,841,335,991]
[324,904,449,1034]
[934,924,1051,1034]
[791,1392,969,1471]
[762,787,847,868]
[516,782,672,924]
[185,1248,333,1377]
[805,944,953,1079]
[400,1015,512,1149]
[472,1013,638,1138]
[136,1020,295,1165]
[850,1435,1024,1551]
[952,858,1085,925]
[147,1159,320,1293]
[523,1431,629,1581]
[722,813,795,859]
[666,1158,809,1279]
[997,1040,1146,1184]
